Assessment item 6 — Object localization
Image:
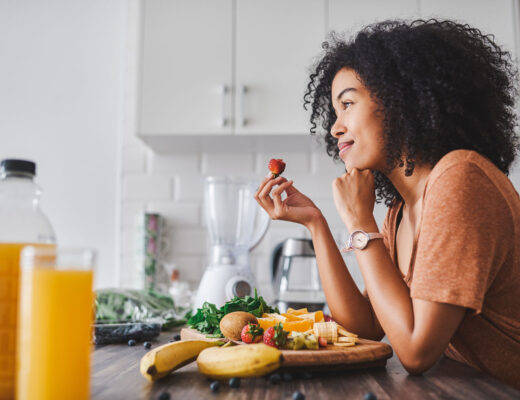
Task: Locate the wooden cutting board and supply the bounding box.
[181,328,393,370]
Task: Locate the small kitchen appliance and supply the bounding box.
[271,238,326,312]
[193,176,270,310]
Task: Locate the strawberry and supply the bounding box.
[318,336,328,347]
[240,323,264,344]
[268,159,286,178]
[263,323,289,348]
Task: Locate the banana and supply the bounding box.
[197,343,283,379]
[140,339,222,382]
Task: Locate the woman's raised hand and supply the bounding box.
[254,176,322,227]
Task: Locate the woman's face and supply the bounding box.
[330,68,386,172]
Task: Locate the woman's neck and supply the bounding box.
[387,163,433,212]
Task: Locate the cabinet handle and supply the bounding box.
[238,84,248,126]
[219,84,229,127]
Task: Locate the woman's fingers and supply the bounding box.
[272,180,293,214]
[255,176,285,214]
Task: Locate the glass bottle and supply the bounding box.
[0,159,55,400]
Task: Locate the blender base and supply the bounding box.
[193,265,257,310]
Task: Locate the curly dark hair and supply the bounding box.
[304,19,519,206]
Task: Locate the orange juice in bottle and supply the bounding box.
[0,159,55,400]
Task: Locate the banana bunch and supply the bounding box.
[140,340,222,382]
[197,343,283,379]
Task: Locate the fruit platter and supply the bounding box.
[139,291,393,382]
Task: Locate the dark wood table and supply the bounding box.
[92,329,520,399]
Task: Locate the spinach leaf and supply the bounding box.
[187,288,278,337]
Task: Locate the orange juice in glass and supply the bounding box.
[17,247,95,400]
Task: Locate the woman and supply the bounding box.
[255,20,520,388]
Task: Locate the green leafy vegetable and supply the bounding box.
[95,288,190,330]
[187,288,278,336]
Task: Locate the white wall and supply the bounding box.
[0,0,126,287]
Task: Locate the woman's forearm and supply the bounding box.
[306,215,384,340]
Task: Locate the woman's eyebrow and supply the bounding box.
[336,87,357,101]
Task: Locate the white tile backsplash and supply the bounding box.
[150,153,201,174]
[124,174,172,200]
[118,139,378,292]
[201,152,255,175]
[148,201,201,227]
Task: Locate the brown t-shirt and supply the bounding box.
[380,149,520,388]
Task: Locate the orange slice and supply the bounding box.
[282,319,313,333]
[257,318,277,331]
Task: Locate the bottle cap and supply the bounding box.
[0,159,36,177]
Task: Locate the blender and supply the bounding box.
[193,176,270,310]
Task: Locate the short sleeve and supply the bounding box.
[410,162,512,313]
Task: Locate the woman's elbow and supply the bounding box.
[400,354,438,375]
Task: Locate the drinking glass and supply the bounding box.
[16,247,95,400]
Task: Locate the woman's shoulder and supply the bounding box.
[427,149,510,191]
[425,150,519,213]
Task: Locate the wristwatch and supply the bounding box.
[341,230,384,253]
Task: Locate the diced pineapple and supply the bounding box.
[281,313,304,321]
[263,313,286,322]
[298,310,325,323]
[286,307,308,315]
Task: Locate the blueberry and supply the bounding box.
[127,339,136,346]
[173,334,181,341]
[283,372,293,381]
[210,381,220,392]
[228,377,240,388]
[364,392,377,400]
[144,341,152,349]
[302,372,313,380]
[292,391,305,400]
[158,392,170,400]
[269,373,281,384]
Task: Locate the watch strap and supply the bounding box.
[340,231,384,253]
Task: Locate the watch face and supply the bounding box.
[351,231,369,249]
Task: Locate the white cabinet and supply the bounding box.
[235,0,325,135]
[139,0,325,139]
[328,0,420,33]
[136,0,518,153]
[139,0,233,135]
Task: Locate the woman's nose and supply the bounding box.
[330,118,345,139]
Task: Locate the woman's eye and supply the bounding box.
[342,101,353,110]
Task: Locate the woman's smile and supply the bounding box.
[338,140,354,156]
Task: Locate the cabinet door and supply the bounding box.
[139,0,233,135]
[420,0,517,56]
[329,0,420,33]
[235,0,326,135]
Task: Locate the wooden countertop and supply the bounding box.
[92,329,520,399]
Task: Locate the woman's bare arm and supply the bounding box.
[346,215,466,373]
[306,214,385,340]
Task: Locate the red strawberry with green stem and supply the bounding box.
[268,159,286,178]
[240,323,264,344]
[263,323,289,348]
